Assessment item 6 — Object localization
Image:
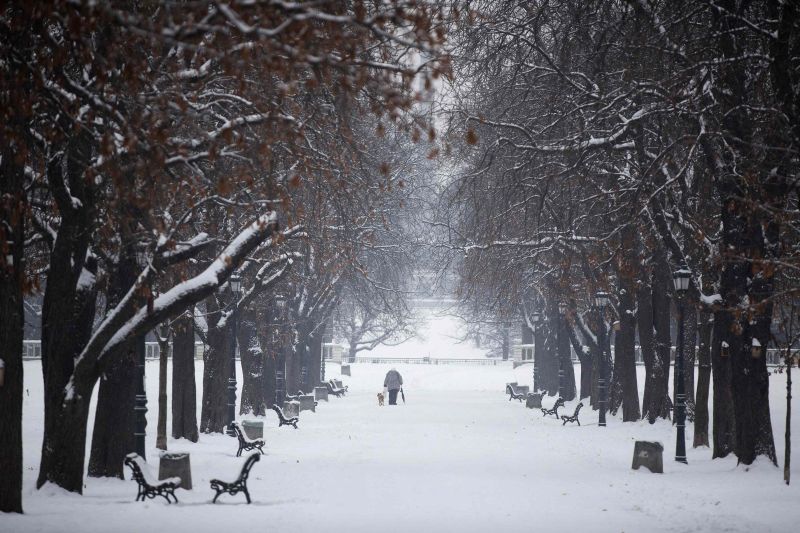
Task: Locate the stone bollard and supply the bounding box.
[525,393,543,409]
[159,452,192,490]
[283,400,300,418]
[314,386,329,402]
[241,420,264,440]
[341,364,351,376]
[298,394,316,413]
[632,441,664,473]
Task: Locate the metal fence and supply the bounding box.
[349,356,503,366]
[23,340,206,360]
[21,339,791,367]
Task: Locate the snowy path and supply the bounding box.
[5,361,800,532]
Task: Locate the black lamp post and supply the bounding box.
[594,291,610,427]
[532,312,541,392]
[227,275,242,437]
[673,268,690,463]
[557,302,568,399]
[134,248,149,458]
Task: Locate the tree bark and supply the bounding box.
[308,324,326,389]
[156,334,169,451]
[201,321,232,433]
[540,310,560,396]
[693,311,712,448]
[37,132,97,492]
[239,307,266,416]
[89,253,140,477]
[613,265,640,421]
[171,313,198,441]
[88,343,138,478]
[558,315,576,401]
[0,143,25,512]
[711,312,736,458]
[650,247,672,422]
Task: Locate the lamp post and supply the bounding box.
[594,291,610,427]
[557,302,568,399]
[672,268,690,463]
[227,275,242,437]
[532,312,541,392]
[134,248,148,458]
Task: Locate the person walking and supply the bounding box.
[383,368,403,405]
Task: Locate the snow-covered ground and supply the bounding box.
[6,359,800,533]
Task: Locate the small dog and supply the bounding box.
[377,392,385,406]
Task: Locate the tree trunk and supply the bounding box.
[682,305,697,415]
[558,315,576,401]
[89,253,140,477]
[618,265,640,421]
[239,308,266,416]
[37,383,96,493]
[88,343,138,477]
[201,323,232,433]
[540,311,560,396]
[171,313,198,441]
[711,312,736,458]
[650,248,672,422]
[713,0,778,466]
[38,132,97,492]
[0,143,25,513]
[638,268,659,422]
[785,356,792,485]
[308,324,326,389]
[693,311,712,448]
[156,335,169,451]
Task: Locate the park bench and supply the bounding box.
[506,384,526,402]
[329,379,348,395]
[325,381,345,398]
[210,452,260,504]
[541,397,565,419]
[231,421,265,457]
[561,402,584,426]
[271,403,299,428]
[124,453,181,504]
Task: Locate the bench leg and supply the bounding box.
[212,491,222,504]
[244,488,251,504]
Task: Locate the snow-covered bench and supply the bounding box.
[124,453,181,503]
[561,402,584,426]
[271,403,299,428]
[506,384,526,402]
[541,397,565,419]
[325,381,345,398]
[210,452,260,504]
[231,422,265,457]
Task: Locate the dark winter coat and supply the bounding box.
[383,369,403,391]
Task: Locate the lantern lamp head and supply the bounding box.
[593,291,610,309]
[230,274,242,295]
[673,268,691,294]
[531,312,541,324]
[751,338,762,359]
[558,302,568,315]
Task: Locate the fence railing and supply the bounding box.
[22,339,792,367]
[348,356,502,366]
[23,340,205,360]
